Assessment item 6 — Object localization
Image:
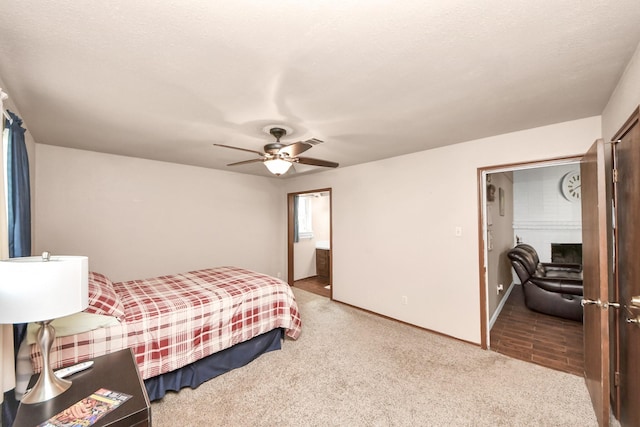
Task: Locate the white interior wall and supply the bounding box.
[602,40,640,141]
[34,145,286,282]
[513,163,582,262]
[313,194,331,244]
[284,116,601,344]
[293,236,316,280]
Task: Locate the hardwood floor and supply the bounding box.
[490,284,584,376]
[293,276,331,298]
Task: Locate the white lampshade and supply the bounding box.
[264,159,292,176]
[0,255,88,324]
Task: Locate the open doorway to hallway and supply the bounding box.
[480,158,584,376]
[287,189,332,299]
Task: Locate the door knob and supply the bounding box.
[582,298,602,307]
[626,317,640,326]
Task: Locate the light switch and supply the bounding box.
[455,226,462,236]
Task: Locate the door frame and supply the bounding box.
[581,138,614,426]
[611,107,640,424]
[287,188,333,298]
[477,155,583,349]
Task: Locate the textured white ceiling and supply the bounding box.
[1,1,639,177]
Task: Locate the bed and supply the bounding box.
[21,266,302,401]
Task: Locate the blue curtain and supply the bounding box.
[293,195,300,243]
[2,111,30,427]
[6,111,30,258]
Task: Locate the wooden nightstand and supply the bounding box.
[14,348,151,427]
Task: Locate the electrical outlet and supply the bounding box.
[401,296,408,305]
[497,284,504,295]
[277,272,281,279]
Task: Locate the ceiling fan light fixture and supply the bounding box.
[215,125,337,175]
[264,158,292,176]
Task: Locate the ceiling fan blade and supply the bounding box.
[279,141,313,157]
[227,158,264,166]
[214,143,265,156]
[296,157,339,168]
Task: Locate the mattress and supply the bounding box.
[27,266,302,380]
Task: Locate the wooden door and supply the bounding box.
[581,138,613,426]
[612,108,640,426]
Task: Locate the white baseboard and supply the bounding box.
[489,282,516,330]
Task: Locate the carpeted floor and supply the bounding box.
[151,288,598,426]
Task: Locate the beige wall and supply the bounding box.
[32,117,601,345]
[34,145,286,282]
[486,172,514,320]
[602,40,640,140]
[284,116,601,344]
[32,117,602,345]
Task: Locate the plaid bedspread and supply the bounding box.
[30,266,302,379]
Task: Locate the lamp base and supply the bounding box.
[21,321,72,404]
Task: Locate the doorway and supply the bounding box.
[287,188,333,299]
[478,157,584,374]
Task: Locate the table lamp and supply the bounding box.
[0,252,88,404]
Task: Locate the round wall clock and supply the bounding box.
[561,171,581,202]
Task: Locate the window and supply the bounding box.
[297,196,314,239]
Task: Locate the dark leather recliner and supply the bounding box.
[507,244,583,322]
[516,243,582,277]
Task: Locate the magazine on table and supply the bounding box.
[38,388,132,427]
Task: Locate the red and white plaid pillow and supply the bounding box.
[84,272,125,321]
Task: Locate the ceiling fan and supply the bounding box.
[214,127,339,176]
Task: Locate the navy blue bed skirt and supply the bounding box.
[144,328,284,401]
